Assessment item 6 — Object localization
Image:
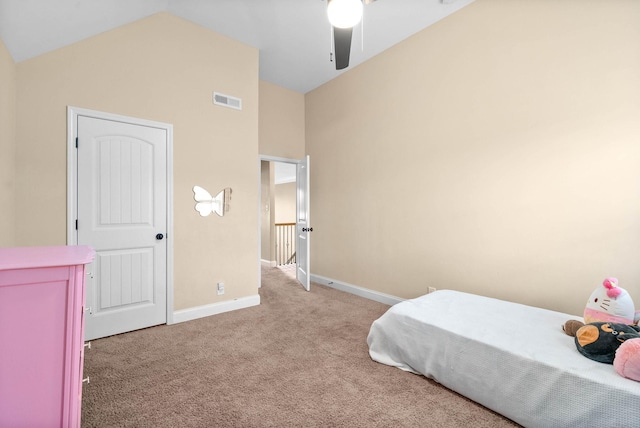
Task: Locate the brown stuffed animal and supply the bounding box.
[563,319,585,337]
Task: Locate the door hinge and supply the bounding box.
[76,137,78,148]
[75,219,78,230]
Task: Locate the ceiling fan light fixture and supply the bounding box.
[327,0,363,29]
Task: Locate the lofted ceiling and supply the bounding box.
[0,0,474,94]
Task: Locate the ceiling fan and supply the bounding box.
[326,0,377,70]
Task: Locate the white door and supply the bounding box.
[77,115,168,340]
[296,156,311,291]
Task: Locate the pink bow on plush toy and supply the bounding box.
[603,277,622,298]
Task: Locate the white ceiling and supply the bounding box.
[0,0,474,94]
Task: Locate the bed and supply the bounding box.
[367,290,640,427]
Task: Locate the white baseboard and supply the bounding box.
[171,294,261,324]
[261,259,277,267]
[310,274,404,306]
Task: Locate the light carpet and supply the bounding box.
[81,267,519,427]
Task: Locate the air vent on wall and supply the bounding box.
[213,92,242,110]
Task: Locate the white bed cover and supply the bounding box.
[367,290,640,427]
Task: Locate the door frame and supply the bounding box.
[66,106,175,326]
[258,155,306,288]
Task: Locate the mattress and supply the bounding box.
[367,290,640,427]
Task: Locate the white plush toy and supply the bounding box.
[583,278,640,325]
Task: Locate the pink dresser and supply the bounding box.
[0,245,95,428]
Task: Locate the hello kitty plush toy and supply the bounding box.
[583,278,640,325]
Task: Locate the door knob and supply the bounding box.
[156,233,164,240]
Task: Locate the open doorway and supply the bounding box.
[261,160,296,275]
[259,156,310,290]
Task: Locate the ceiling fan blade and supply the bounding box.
[333,26,353,70]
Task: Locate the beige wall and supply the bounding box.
[14,13,259,310]
[259,80,305,159]
[0,38,16,247]
[306,0,640,316]
[275,182,296,224]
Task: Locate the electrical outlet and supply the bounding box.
[428,286,437,294]
[217,282,225,295]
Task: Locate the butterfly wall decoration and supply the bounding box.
[193,186,232,217]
